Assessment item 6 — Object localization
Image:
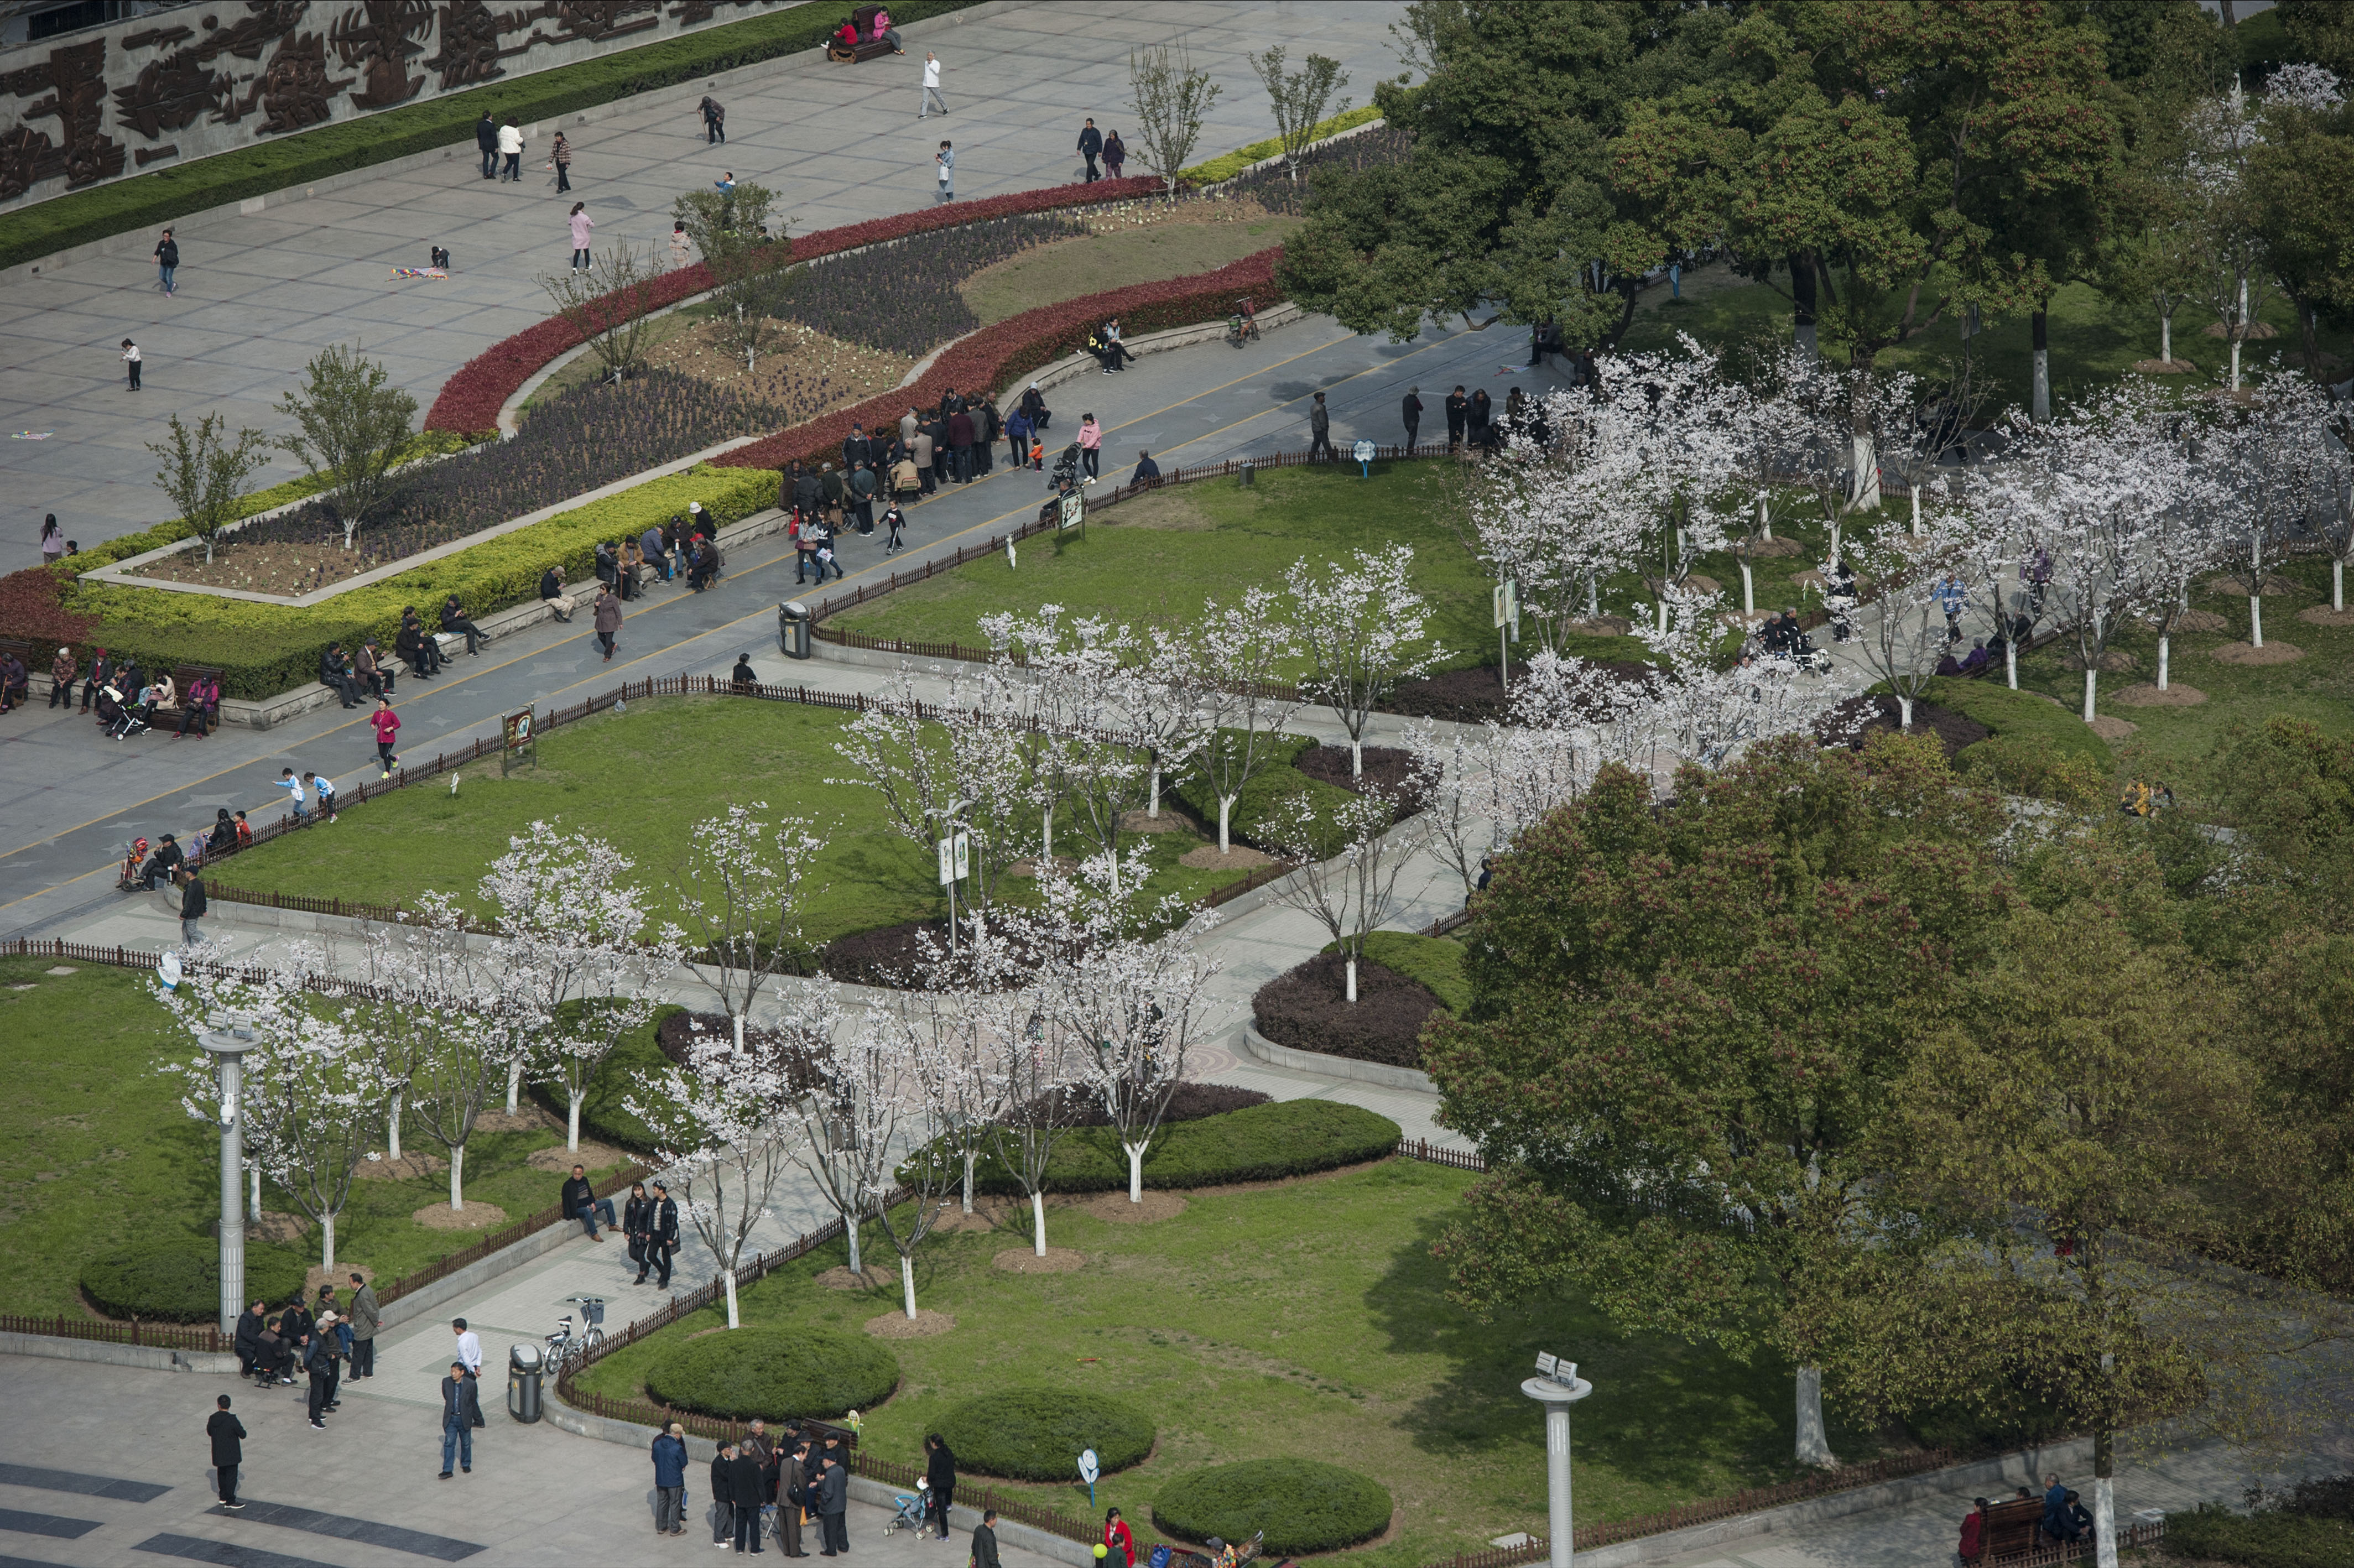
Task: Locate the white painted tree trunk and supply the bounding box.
[1041,806,1053,863]
[504,1061,520,1114]
[1758,493,1772,540]
[321,1211,336,1270]
[846,1213,863,1274]
[387,1088,403,1160]
[2160,312,2173,365]
[734,1010,747,1052]
[1148,764,1162,818]
[1910,485,1921,536]
[901,1254,919,1320]
[1586,574,1600,616]
[723,1267,741,1329]
[1795,1366,1837,1466]
[1123,1141,1146,1201]
[2083,668,2099,723]
[2336,559,2345,611]
[2158,635,2170,690]
[1897,694,1914,730]
[249,1163,262,1221]
[2093,1477,2117,1568]
[1032,1191,1048,1256]
[567,1091,582,1151]
[1217,795,1236,854]
[1740,560,1754,614]
[1350,736,1363,778]
[2231,275,2248,390]
[2006,639,2018,689]
[961,1151,977,1213]
[1848,433,1879,510]
[2251,595,2265,648]
[448,1142,466,1211]
[1345,956,1358,1002]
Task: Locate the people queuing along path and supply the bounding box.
[1,0,1410,563]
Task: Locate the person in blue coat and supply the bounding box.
[653,1423,690,1536]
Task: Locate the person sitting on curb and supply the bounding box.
[561,1163,616,1242]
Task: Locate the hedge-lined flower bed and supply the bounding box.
[773,212,1089,357]
[426,175,1163,434]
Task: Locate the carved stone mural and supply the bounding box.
[1,0,791,207]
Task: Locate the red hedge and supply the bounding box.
[424,174,1167,435]
[711,248,1280,472]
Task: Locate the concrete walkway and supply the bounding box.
[1,0,1414,563]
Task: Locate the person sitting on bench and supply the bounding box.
[176,672,220,737]
[561,1164,617,1241]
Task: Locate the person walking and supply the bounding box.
[346,1272,378,1379]
[648,1182,678,1287]
[41,513,65,565]
[1444,385,1467,451]
[935,139,954,202]
[175,866,207,947]
[924,1435,956,1540]
[972,1510,1002,1568]
[817,1453,848,1556]
[623,1181,653,1280]
[207,1394,247,1509]
[1077,414,1101,482]
[369,696,401,778]
[1308,391,1336,462]
[1102,129,1125,179]
[154,228,179,295]
[439,1361,480,1476]
[1402,386,1424,449]
[593,583,622,661]
[122,338,142,389]
[1076,117,1103,182]
[498,117,523,181]
[920,51,947,118]
[475,110,498,178]
[700,94,726,144]
[566,202,593,272]
[551,129,573,193]
[652,1423,689,1536]
[880,500,906,555]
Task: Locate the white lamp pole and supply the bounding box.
[1524,1355,1593,1568]
[201,1027,257,1336]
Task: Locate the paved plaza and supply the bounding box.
[1,0,1413,564]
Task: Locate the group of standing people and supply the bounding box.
[230,1275,382,1431]
[655,1420,860,1551]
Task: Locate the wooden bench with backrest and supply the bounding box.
[0,638,31,705]
[1980,1498,2049,1562]
[829,3,895,61]
[158,663,224,732]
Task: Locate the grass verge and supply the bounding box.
[960,216,1303,328]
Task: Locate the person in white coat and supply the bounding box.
[497,118,523,182]
[921,51,947,118]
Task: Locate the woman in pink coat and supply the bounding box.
[1077,412,1102,483]
[567,203,593,273]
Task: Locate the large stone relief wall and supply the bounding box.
[1,0,787,208]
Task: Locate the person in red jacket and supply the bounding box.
[1959,1498,1988,1566]
[1103,1508,1134,1568]
[369,697,401,779]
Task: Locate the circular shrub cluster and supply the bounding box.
[935,1389,1154,1481]
[644,1326,899,1420]
[1153,1459,1393,1557]
[970,1100,1401,1197]
[80,1236,309,1323]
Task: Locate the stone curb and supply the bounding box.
[996,303,1304,418]
[0,1330,241,1375]
[1240,1020,1436,1094]
[540,1395,1096,1568]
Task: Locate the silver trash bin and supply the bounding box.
[508,1341,543,1423]
[778,600,813,660]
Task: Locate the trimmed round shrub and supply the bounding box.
[968,1100,1401,1196]
[1153,1459,1393,1556]
[935,1389,1154,1481]
[644,1326,899,1420]
[81,1236,309,1323]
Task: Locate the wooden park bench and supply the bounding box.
[828,3,897,61]
[0,638,30,706]
[158,663,224,734]
[1978,1498,2049,1562]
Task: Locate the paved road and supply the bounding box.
[0,309,1571,939]
[0,0,1414,564]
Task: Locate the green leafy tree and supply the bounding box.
[2279,0,2354,77]
[2246,87,2354,382]
[1127,43,1220,199]
[147,411,272,565]
[673,183,791,373]
[273,343,419,551]
[1424,734,2009,1466]
[1247,46,1351,182]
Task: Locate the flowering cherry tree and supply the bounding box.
[985,607,1154,891]
[1059,898,1217,1202]
[1842,527,1964,732]
[677,803,826,1051]
[1406,718,1595,900]
[1263,789,1423,1004]
[2215,371,2349,645]
[1462,412,1649,644]
[1113,629,1211,824]
[1188,587,1304,853]
[1287,544,1447,778]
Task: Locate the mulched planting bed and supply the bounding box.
[1381,661,1657,724]
[1252,953,1443,1069]
[1818,695,1990,762]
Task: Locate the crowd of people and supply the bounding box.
[230,1273,384,1430]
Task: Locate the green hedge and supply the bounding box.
[643,1325,900,1420]
[1152,1459,1393,1556]
[80,1234,310,1323]
[1320,932,1469,1014]
[967,1100,1400,1196]
[934,1390,1154,1481]
[1920,676,2115,768]
[62,462,776,700]
[1,0,985,272]
[530,1004,685,1154]
[2166,1507,2354,1568]
[1181,107,1385,184]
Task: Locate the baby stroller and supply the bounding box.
[98,684,149,739]
[1050,441,1081,492]
[116,836,150,892]
[883,1480,929,1538]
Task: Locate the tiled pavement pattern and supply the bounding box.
[0,0,1413,565]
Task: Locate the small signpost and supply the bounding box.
[937,830,970,951]
[1353,438,1376,477]
[501,708,537,777]
[1058,486,1087,535]
[1493,580,1519,690]
[1079,1447,1101,1510]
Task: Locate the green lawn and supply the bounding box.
[215,695,1254,939]
[959,216,1303,328]
[1622,263,2354,415]
[0,954,633,1317]
[575,1158,1941,1567]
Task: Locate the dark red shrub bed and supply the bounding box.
[1381,660,1656,724]
[1294,743,1428,811]
[775,211,1089,357]
[1817,694,1989,761]
[1226,125,1411,216]
[1252,953,1442,1069]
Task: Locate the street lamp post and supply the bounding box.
[1523,1353,1593,1568]
[201,1027,257,1337]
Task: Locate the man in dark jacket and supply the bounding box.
[1130,451,1160,487]
[971,1510,1002,1568]
[394,615,438,679]
[649,1182,679,1286]
[233,1299,268,1379]
[80,649,111,713]
[924,1434,956,1539]
[653,1422,690,1536]
[817,1455,848,1556]
[1444,386,1468,451]
[841,425,873,473]
[320,644,361,709]
[476,111,498,178]
[440,596,486,657]
[562,1163,616,1241]
[792,466,825,523]
[440,1361,480,1477]
[1076,117,1103,181]
[1402,387,1424,447]
[623,1182,655,1279]
[947,408,975,483]
[301,1326,337,1428]
[1308,391,1335,462]
[848,462,878,533]
[712,1441,739,1545]
[729,1443,768,1553]
[207,1394,247,1509]
[975,394,1000,475]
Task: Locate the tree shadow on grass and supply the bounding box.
[1362,1195,1830,1508]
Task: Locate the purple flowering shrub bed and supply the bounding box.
[771,211,1090,357]
[134,372,788,579]
[1228,126,1410,216]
